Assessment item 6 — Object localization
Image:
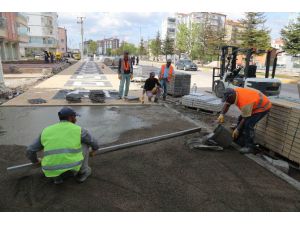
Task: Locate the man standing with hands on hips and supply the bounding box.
[118,51,133,99]
[217,87,271,154]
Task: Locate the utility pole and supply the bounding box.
[77,16,85,61]
[0,56,5,86]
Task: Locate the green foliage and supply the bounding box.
[175,24,190,57]
[239,12,271,50]
[88,40,98,54]
[281,14,300,55]
[113,42,137,56]
[139,38,147,56]
[149,31,162,58]
[162,34,175,60]
[106,48,112,56]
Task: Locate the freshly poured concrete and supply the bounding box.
[1,105,300,211]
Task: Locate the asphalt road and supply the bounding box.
[140,61,300,99]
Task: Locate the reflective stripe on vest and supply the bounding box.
[256,92,271,111]
[42,160,83,171]
[41,122,83,177]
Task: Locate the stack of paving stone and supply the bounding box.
[167,73,191,97]
[89,90,106,103]
[255,97,300,164]
[66,92,82,103]
[182,93,223,113]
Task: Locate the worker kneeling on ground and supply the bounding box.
[143,72,162,103]
[26,107,99,184]
[217,87,271,154]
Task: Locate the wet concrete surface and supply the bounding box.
[1,105,300,211]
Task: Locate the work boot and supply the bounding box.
[148,97,152,102]
[154,98,158,103]
[239,147,253,154]
[53,176,63,185]
[76,167,92,183]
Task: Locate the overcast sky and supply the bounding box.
[57,12,299,49]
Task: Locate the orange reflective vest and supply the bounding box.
[235,87,272,114]
[160,64,174,81]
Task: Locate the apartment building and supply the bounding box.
[19,12,58,57]
[97,38,120,55]
[58,27,67,53]
[0,12,29,61]
[161,17,176,40]
[225,19,244,45]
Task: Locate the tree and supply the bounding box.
[149,31,162,60]
[281,14,300,55]
[239,12,271,50]
[139,38,147,56]
[119,42,137,55]
[162,34,175,61]
[106,48,112,56]
[175,23,190,58]
[88,40,98,54]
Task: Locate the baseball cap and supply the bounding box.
[222,88,235,102]
[167,59,172,63]
[58,107,80,118]
[150,72,155,77]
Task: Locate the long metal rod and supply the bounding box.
[7,127,201,172]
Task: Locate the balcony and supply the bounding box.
[0,17,7,38]
[16,13,28,25]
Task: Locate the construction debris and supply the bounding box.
[255,97,300,164]
[89,90,106,103]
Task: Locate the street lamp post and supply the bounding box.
[0,56,5,87]
[77,17,85,61]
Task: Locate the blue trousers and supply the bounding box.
[119,73,131,97]
[160,78,168,97]
[236,110,269,148]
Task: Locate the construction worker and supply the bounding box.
[143,72,162,103]
[26,107,99,184]
[159,58,174,100]
[217,87,271,154]
[118,51,133,99]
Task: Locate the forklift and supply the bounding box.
[212,45,283,98]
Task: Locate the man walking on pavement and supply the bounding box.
[217,87,271,154]
[143,72,162,103]
[118,51,133,99]
[26,107,99,184]
[159,58,174,100]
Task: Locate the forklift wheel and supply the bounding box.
[214,80,225,98]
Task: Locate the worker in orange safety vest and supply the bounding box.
[159,59,174,100]
[217,87,272,154]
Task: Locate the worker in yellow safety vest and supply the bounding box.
[217,87,271,154]
[159,59,174,100]
[26,107,99,184]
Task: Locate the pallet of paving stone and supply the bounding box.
[181,93,223,113]
[167,73,191,97]
[254,97,300,164]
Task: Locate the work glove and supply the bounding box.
[217,114,225,124]
[118,74,121,80]
[232,128,239,139]
[130,74,133,80]
[141,96,145,104]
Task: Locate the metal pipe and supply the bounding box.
[7,127,202,172]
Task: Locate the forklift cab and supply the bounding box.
[212,46,282,98]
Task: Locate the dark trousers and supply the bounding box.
[236,110,269,148]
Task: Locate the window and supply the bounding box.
[61,39,64,43]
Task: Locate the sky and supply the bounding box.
[57,12,299,49]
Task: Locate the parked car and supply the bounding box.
[175,59,198,71]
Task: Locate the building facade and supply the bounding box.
[19,12,58,57]
[58,27,67,53]
[0,12,29,61]
[225,19,244,45]
[161,17,176,40]
[97,38,119,55]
